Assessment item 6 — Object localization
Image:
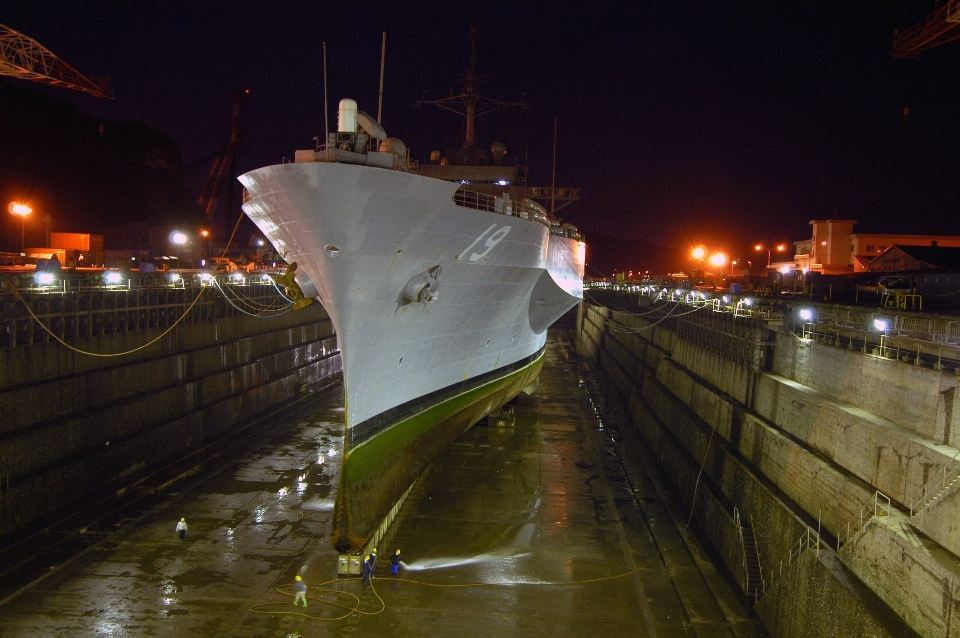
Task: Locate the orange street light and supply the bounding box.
[705,252,728,285]
[692,246,705,260]
[8,202,32,253]
[755,243,786,267]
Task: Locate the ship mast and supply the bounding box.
[464,26,479,148]
[416,26,526,157]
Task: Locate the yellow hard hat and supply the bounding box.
[372,548,377,553]
[180,518,185,522]
[295,575,302,581]
[396,549,400,554]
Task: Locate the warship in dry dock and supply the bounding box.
[239,32,586,552]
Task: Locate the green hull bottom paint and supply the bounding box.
[331,354,545,552]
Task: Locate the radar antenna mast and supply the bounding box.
[416,25,527,151]
[0,23,112,98]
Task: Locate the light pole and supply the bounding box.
[755,243,786,267]
[8,202,32,254]
[709,252,727,279]
[691,247,728,288]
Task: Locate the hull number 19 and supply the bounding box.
[460,223,511,262]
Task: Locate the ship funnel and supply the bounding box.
[430,150,441,164]
[338,99,358,133]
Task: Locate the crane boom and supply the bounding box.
[893,1,960,59]
[198,90,248,222]
[0,23,111,98]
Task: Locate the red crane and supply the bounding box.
[893,1,960,58]
[0,23,111,98]
[198,90,249,222]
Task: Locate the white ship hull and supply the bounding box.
[240,160,584,549]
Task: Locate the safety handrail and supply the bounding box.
[733,507,750,594]
[837,491,890,550]
[733,507,765,598]
[910,453,960,517]
[753,526,819,602]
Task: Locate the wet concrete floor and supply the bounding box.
[0,332,759,637]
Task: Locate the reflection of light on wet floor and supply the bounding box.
[300,498,335,511]
[402,552,530,572]
[513,523,536,546]
[254,504,267,523]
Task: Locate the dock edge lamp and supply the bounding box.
[798,307,816,339]
[872,317,892,358]
[171,231,187,270]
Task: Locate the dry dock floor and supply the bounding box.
[0,332,759,637]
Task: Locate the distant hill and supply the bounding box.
[582,232,679,278]
[0,81,203,251]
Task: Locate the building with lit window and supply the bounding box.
[790,219,960,274]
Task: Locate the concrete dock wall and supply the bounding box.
[839,513,960,638]
[774,332,960,448]
[0,302,341,534]
[578,298,960,637]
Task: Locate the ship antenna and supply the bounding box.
[323,41,329,148]
[465,25,478,148]
[551,116,557,215]
[414,26,528,157]
[378,30,387,124]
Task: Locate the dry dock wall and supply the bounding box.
[578,300,960,638]
[0,300,341,536]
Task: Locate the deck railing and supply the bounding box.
[453,189,583,239]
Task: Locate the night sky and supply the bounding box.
[3,1,960,274]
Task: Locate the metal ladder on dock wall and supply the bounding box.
[910,453,960,517]
[734,507,763,600]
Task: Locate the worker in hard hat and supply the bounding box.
[176,518,187,541]
[361,555,373,587]
[391,549,401,576]
[370,548,378,577]
[293,575,308,607]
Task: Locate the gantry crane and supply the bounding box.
[198,90,249,222]
[893,1,960,58]
[0,23,111,98]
